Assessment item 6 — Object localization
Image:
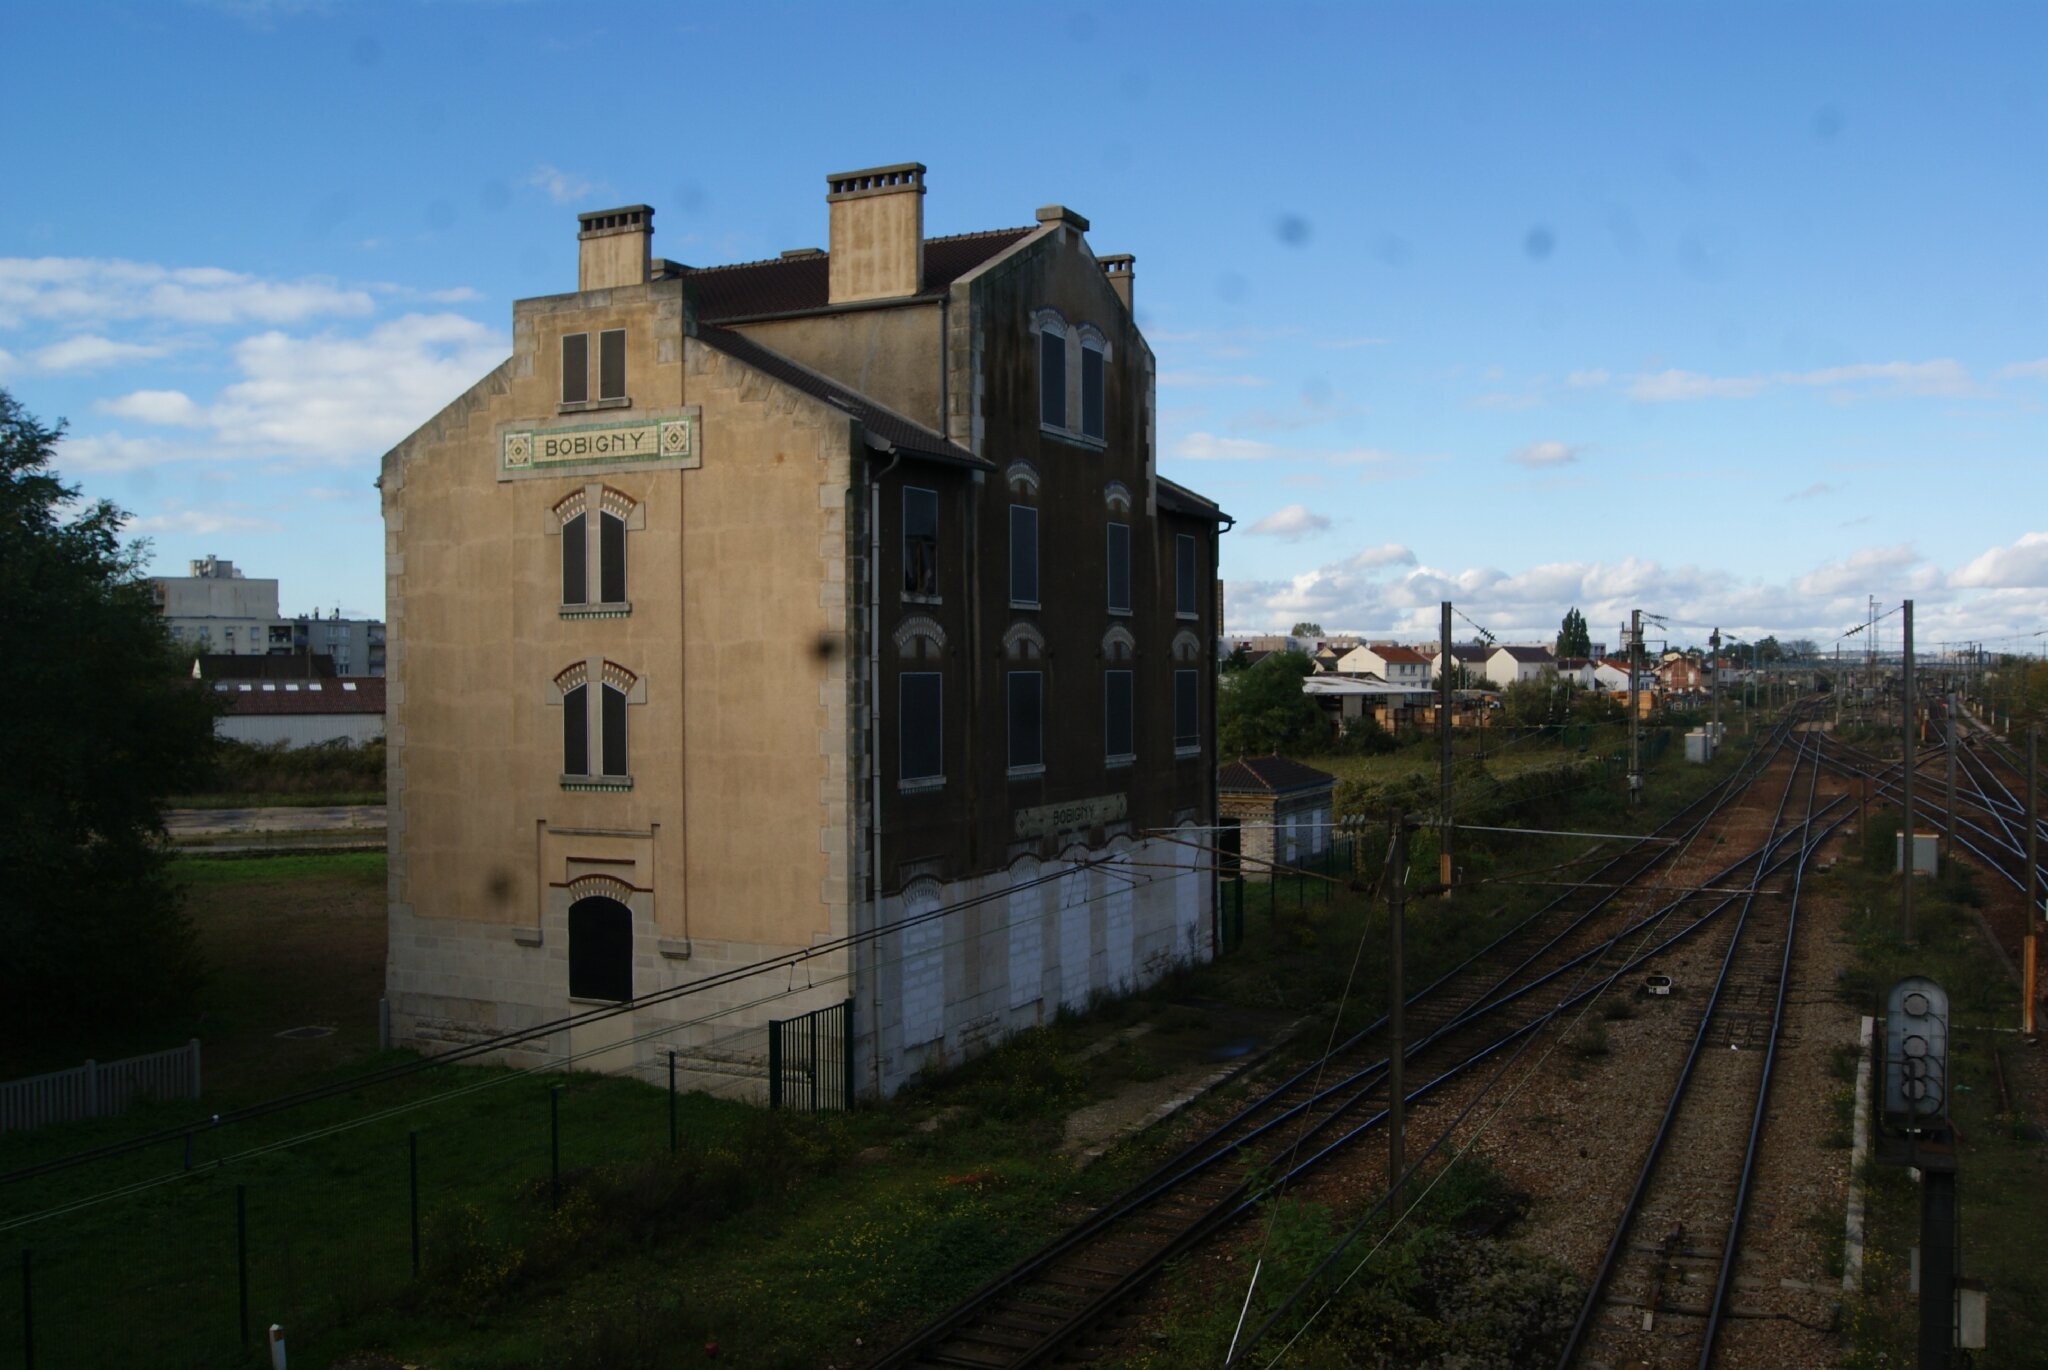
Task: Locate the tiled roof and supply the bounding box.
[1448,644,1493,663]
[1370,644,1430,665]
[191,653,338,680]
[1494,645,1555,663]
[694,325,992,470]
[683,228,1036,322]
[214,677,385,715]
[1217,754,1336,795]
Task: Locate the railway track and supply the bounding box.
[1560,730,1828,1370]
[871,718,1831,1370]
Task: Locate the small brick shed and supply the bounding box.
[1217,755,1337,881]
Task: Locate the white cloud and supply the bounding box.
[30,334,171,372]
[1951,532,2048,589]
[1566,369,1611,388]
[1157,371,1269,389]
[55,431,199,473]
[99,389,206,426]
[0,257,374,328]
[1175,432,1283,461]
[1795,544,1920,597]
[1629,369,1769,401]
[528,164,601,205]
[1348,543,1417,570]
[129,509,281,536]
[1244,505,1331,541]
[1785,482,1835,502]
[1999,359,2048,380]
[1510,440,1581,468]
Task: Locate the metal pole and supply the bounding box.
[1627,609,1642,804]
[1903,599,1917,943]
[236,1183,249,1349]
[19,1248,31,1370]
[1918,1168,1957,1370]
[408,1130,420,1278]
[1387,812,1407,1211]
[1440,600,1453,896]
[2028,726,2039,1038]
[668,1050,679,1152]
[549,1086,561,1208]
[1945,693,1958,850]
[1710,627,1721,741]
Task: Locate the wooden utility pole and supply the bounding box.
[1439,601,1453,898]
[1902,599,1917,943]
[1387,812,1407,1210]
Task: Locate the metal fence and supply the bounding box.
[0,1038,201,1133]
[766,999,853,1112]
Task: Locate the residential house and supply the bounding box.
[1484,644,1557,689]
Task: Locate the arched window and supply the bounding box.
[553,660,642,788]
[554,486,638,617]
[568,895,633,1001]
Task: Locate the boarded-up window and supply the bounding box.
[1009,671,1044,771]
[1081,343,1105,439]
[1176,534,1198,616]
[1173,669,1199,752]
[568,896,632,1001]
[598,329,626,401]
[1009,504,1039,606]
[1040,328,1066,427]
[599,512,626,603]
[903,487,938,596]
[563,683,589,775]
[900,672,942,783]
[561,332,589,405]
[1106,522,1131,613]
[1104,670,1134,761]
[601,684,628,777]
[562,513,587,605]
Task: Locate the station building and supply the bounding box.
[379,163,1227,1097]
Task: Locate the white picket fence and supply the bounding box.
[0,1039,202,1133]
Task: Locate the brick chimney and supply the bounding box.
[826,163,925,304]
[1100,254,1134,312]
[578,205,653,291]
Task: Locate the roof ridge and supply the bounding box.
[685,225,1035,277]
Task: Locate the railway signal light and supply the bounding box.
[1883,976,1949,1129]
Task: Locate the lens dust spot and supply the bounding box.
[1523,226,1555,261]
[1274,214,1312,248]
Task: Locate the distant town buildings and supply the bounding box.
[150,556,386,676]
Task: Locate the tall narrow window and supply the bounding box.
[562,513,588,605]
[900,672,943,785]
[1105,670,1134,763]
[1173,669,1199,754]
[1040,328,1066,428]
[1081,342,1105,439]
[600,683,628,777]
[599,512,626,604]
[1106,522,1131,613]
[1175,533,1198,617]
[561,333,589,405]
[1008,672,1044,773]
[598,328,626,402]
[563,683,590,775]
[1009,504,1039,607]
[903,487,938,597]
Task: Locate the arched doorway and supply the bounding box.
[568,895,633,1002]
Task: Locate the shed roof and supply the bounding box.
[214,677,385,715]
[1217,754,1336,795]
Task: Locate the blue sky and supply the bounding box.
[5,2,2045,655]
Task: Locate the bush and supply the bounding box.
[203,736,385,796]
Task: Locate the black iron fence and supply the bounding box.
[766,999,854,1113]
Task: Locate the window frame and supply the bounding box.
[561,332,589,406]
[1007,670,1046,777]
[557,486,635,618]
[1106,521,1132,615]
[902,486,940,602]
[1039,327,1067,431]
[1008,503,1040,609]
[1173,668,1201,757]
[898,670,945,792]
[598,328,627,403]
[1080,338,1106,440]
[557,663,639,790]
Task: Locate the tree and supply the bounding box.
[1501,677,1565,728]
[1290,622,1325,638]
[1433,663,1476,691]
[0,391,219,1050]
[1555,607,1592,659]
[1219,643,1253,674]
[1219,650,1326,757]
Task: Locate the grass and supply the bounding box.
[0,725,1762,1370]
[1820,860,2048,1369]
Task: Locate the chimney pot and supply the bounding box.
[576,204,654,291]
[826,162,926,304]
[1036,204,1091,232]
[1099,253,1134,311]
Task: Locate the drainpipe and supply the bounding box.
[867,447,901,1098]
[1210,513,1235,956]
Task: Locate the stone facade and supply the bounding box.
[381,165,1225,1100]
[1217,756,1337,882]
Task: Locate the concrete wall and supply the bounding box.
[217,713,384,747]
